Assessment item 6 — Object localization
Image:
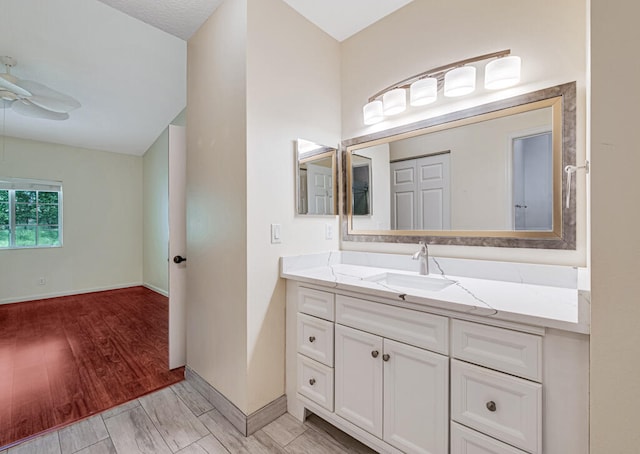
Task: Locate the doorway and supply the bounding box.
[512,132,553,230]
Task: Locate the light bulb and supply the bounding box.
[485,56,521,90]
[382,88,406,116]
[410,78,437,106]
[444,66,476,97]
[363,100,384,125]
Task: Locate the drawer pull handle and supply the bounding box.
[486,401,497,412]
[309,336,316,343]
[309,378,316,386]
[382,354,390,362]
[371,350,379,358]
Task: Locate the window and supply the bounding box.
[0,178,63,249]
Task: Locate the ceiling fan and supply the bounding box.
[0,56,81,121]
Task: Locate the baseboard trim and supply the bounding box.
[0,282,144,305]
[185,366,286,436]
[143,283,169,297]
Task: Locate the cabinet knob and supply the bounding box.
[309,378,316,386]
[371,350,379,358]
[486,401,497,412]
[309,336,316,343]
[382,354,390,362]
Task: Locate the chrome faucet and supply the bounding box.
[412,241,429,275]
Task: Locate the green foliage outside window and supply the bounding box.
[0,188,61,249]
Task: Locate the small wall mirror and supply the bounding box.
[296,139,337,215]
[343,82,576,249]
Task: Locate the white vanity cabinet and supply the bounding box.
[285,281,590,454]
[335,324,449,454]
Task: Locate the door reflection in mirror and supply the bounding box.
[512,132,552,230]
[352,154,372,216]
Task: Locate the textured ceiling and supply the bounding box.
[96,0,224,40]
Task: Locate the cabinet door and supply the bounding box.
[335,324,383,438]
[383,338,449,454]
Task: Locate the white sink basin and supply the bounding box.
[366,272,455,292]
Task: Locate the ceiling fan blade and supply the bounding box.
[12,100,70,120]
[29,95,81,114]
[17,80,81,111]
[0,74,32,97]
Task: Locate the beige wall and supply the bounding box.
[0,136,143,303]
[590,0,640,451]
[246,0,341,413]
[340,0,587,266]
[186,0,249,412]
[186,0,340,414]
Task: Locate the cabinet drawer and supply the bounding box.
[298,287,335,321]
[336,294,448,354]
[452,319,542,381]
[297,354,334,411]
[297,313,334,367]
[451,422,528,454]
[451,360,541,454]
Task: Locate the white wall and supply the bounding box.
[0,136,143,303]
[246,0,341,413]
[186,0,249,413]
[340,0,587,266]
[590,0,640,451]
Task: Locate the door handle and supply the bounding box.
[173,255,187,264]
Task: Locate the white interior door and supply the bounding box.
[513,133,552,230]
[168,125,187,369]
[390,160,417,229]
[306,163,333,214]
[417,154,450,230]
[390,153,450,230]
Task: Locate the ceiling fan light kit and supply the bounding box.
[362,49,522,125]
[0,56,81,121]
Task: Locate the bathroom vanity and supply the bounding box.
[282,251,589,454]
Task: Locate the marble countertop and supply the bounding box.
[281,251,590,334]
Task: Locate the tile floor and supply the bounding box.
[3,381,377,454]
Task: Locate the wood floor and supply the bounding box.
[3,381,377,454]
[0,286,184,450]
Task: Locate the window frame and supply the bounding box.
[0,178,63,250]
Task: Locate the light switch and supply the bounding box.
[271,223,282,244]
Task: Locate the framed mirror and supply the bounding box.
[296,139,337,215]
[342,82,576,249]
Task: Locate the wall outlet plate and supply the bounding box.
[325,224,334,240]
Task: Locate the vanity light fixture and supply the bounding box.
[382,88,407,115]
[362,49,521,125]
[410,77,438,106]
[485,55,521,90]
[443,66,476,97]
